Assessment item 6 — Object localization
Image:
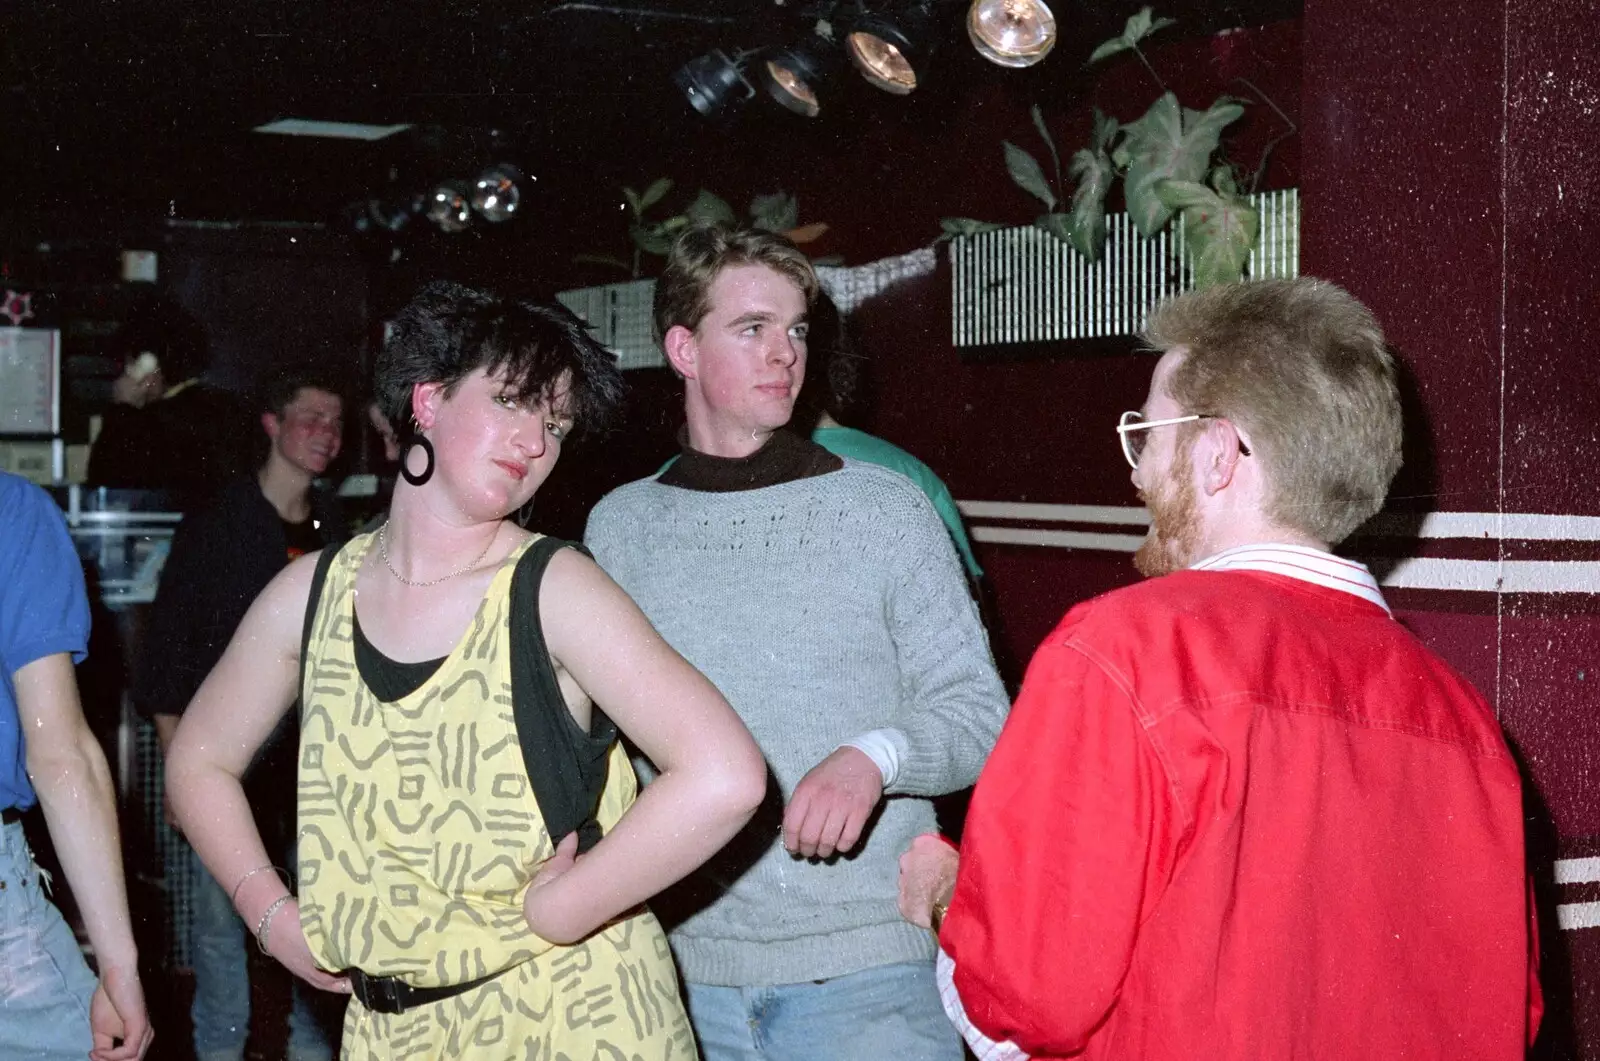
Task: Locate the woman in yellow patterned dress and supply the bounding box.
[167,282,767,1059]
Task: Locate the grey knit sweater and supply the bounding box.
[585,461,1008,986]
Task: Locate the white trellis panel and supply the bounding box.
[951,188,1299,347]
[556,278,663,370]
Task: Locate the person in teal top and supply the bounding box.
[809,415,982,580]
[657,294,983,582]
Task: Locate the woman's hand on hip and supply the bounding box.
[522,832,585,943]
[266,899,353,994]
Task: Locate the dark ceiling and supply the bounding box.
[3,0,1301,239]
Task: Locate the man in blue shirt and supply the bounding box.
[0,470,154,1060]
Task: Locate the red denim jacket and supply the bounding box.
[944,567,1541,1060]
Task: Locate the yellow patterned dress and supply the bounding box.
[296,532,697,1060]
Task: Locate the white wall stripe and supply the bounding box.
[958,502,1600,542]
[1364,511,1600,541]
[958,501,1152,527]
[1382,558,1600,594]
[1559,902,1600,931]
[1554,857,1600,885]
[971,526,1150,553]
[1555,860,1600,931]
[969,526,1600,593]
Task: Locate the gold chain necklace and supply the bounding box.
[377,522,497,588]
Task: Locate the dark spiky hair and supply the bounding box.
[375,281,624,440]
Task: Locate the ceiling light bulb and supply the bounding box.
[425,182,472,233]
[968,0,1057,68]
[844,4,935,94]
[847,32,918,94]
[766,59,820,117]
[471,164,525,222]
[759,34,840,118]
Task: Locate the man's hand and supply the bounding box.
[111,365,163,409]
[898,832,960,929]
[88,964,154,1061]
[782,746,883,859]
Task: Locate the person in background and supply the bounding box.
[794,293,983,586]
[587,224,1008,1061]
[86,295,253,509]
[899,278,1543,1060]
[165,282,765,1058]
[0,470,155,1061]
[134,367,347,1061]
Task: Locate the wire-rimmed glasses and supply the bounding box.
[1117,410,1250,469]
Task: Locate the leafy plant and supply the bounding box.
[572,177,686,278]
[943,7,1287,288]
[577,184,830,278]
[1085,6,1175,75]
[940,103,1076,243]
[1064,108,1119,258]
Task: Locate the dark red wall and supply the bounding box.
[1303,0,1600,1054]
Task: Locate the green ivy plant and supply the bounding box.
[943,7,1286,288]
[577,183,829,279]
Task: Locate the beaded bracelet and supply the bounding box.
[255,894,294,955]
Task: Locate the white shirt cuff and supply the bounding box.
[841,728,904,788]
[937,947,1033,1061]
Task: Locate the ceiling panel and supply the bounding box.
[2,0,1301,233]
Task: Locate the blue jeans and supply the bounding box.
[0,819,98,1061]
[684,961,963,1061]
[189,845,336,1061]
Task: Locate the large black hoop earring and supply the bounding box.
[400,435,435,486]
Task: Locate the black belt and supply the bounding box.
[346,965,512,1015]
[1,807,22,825]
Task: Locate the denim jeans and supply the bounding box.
[684,961,964,1061]
[0,819,98,1061]
[189,845,336,1061]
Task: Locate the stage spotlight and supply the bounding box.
[673,49,754,117]
[366,197,418,233]
[470,164,527,222]
[425,181,473,233]
[846,3,935,95]
[345,195,421,235]
[760,34,842,118]
[968,0,1057,67]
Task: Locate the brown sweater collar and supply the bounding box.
[659,428,843,493]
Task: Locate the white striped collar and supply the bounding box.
[1190,543,1391,614]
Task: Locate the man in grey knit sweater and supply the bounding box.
[585,224,1008,1061]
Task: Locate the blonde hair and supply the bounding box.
[1142,278,1403,545]
[654,223,818,344]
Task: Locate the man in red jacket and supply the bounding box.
[900,278,1542,1060]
